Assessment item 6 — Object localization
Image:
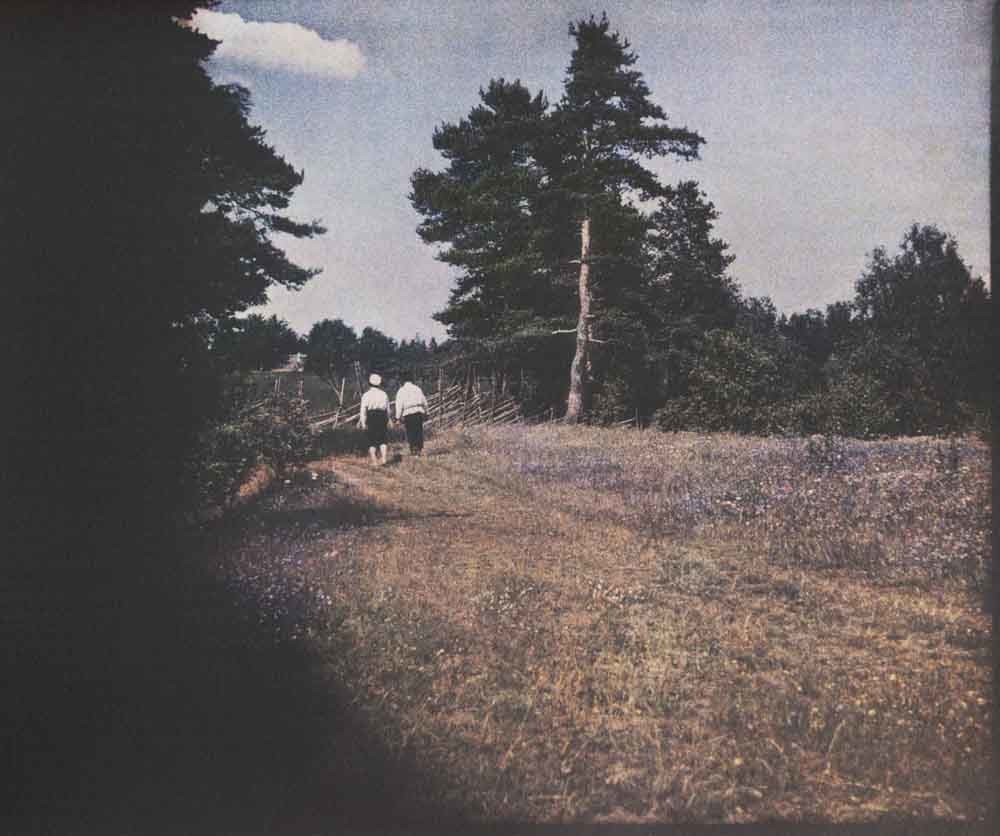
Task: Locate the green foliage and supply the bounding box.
[655,222,991,439]
[357,326,399,375]
[395,336,436,377]
[783,226,993,440]
[655,328,806,435]
[588,375,637,426]
[411,76,572,403]
[187,386,314,510]
[647,182,740,331]
[553,15,705,420]
[654,332,747,433]
[211,314,301,373]
[409,18,988,438]
[845,224,992,433]
[780,308,832,365]
[304,318,359,385]
[549,14,704,204]
[411,78,559,336]
[641,183,745,420]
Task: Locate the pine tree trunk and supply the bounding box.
[565,215,592,422]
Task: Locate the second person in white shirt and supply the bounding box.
[395,370,428,456]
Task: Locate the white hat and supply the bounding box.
[369,373,382,386]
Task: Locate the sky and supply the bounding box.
[194,0,992,341]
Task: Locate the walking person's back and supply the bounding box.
[359,374,390,465]
[395,372,428,456]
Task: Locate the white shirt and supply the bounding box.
[359,386,389,428]
[395,381,428,419]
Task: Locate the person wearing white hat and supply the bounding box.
[359,373,390,465]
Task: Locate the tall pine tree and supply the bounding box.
[546,15,703,420]
[411,17,706,417]
[410,78,569,392]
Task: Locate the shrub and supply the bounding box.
[589,376,637,426]
[185,387,314,511]
[654,329,812,436]
[818,335,975,437]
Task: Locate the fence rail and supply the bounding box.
[307,382,525,433]
[248,378,637,433]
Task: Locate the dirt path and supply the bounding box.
[310,440,648,635]
[298,442,646,821]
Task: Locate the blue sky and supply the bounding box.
[197,0,991,341]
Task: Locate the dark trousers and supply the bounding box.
[365,409,388,447]
[403,412,425,453]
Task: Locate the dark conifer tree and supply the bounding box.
[6,1,322,554]
[211,314,301,373]
[411,18,706,417]
[410,78,567,394]
[546,15,703,420]
[645,181,741,404]
[357,326,399,375]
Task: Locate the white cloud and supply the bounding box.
[191,9,365,79]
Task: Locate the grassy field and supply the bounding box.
[206,424,992,827]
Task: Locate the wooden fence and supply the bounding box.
[307,382,525,434]
[262,368,642,432]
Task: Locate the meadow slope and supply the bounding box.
[212,425,993,826]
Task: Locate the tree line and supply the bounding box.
[211,314,440,382]
[408,14,992,437]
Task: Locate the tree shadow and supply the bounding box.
[397,510,476,522]
[4,493,476,834]
[254,495,386,531]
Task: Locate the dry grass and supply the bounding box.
[216,424,993,824]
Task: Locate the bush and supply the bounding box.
[588,376,636,426]
[654,330,801,435]
[244,393,313,474]
[185,388,314,511]
[816,335,987,438]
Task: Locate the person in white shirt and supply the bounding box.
[359,373,390,465]
[394,371,428,455]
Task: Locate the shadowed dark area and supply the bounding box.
[258,506,476,529]
[4,483,475,834]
